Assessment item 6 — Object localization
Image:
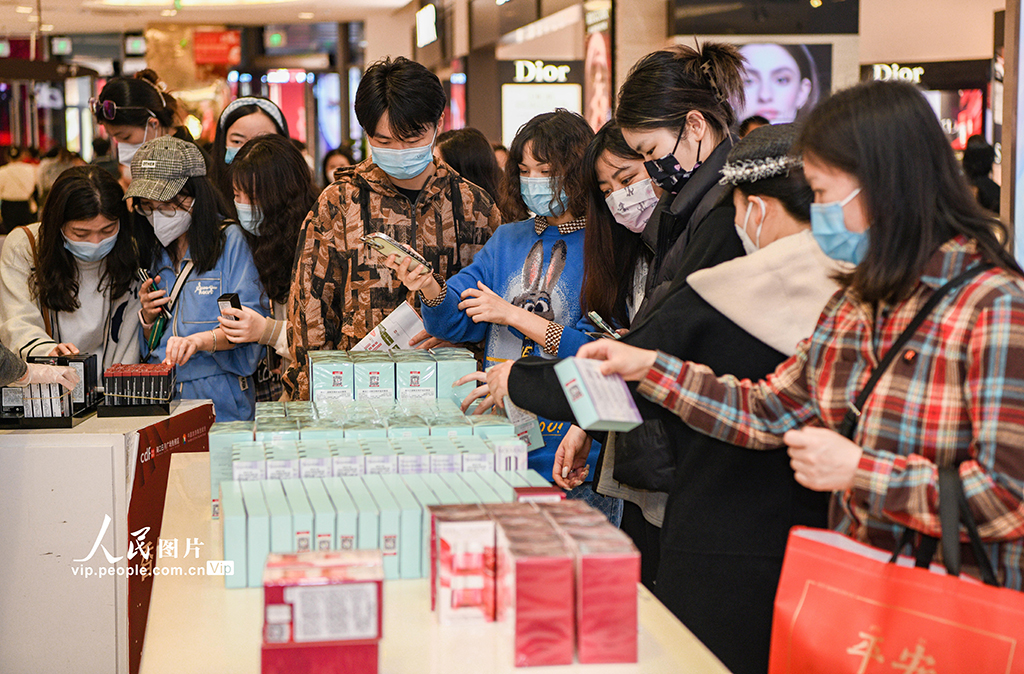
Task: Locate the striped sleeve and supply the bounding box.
[636,341,817,450]
[851,294,1024,543]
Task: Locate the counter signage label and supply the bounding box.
[872,63,925,83]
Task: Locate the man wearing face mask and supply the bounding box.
[283,56,501,400]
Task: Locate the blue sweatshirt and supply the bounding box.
[141,223,267,421]
[422,218,596,476]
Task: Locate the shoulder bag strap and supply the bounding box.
[19,225,53,339]
[165,260,195,314]
[838,263,993,439]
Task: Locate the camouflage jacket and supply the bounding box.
[283,159,501,399]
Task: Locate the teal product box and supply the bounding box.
[459,443,494,472]
[219,481,247,589]
[476,471,516,502]
[363,444,399,475]
[361,474,403,580]
[239,480,270,588]
[354,358,395,402]
[232,442,266,481]
[398,474,443,575]
[329,440,365,477]
[308,351,354,403]
[262,479,293,554]
[497,471,530,488]
[520,469,553,487]
[397,445,431,474]
[345,421,389,440]
[386,419,431,439]
[208,421,254,518]
[376,474,423,579]
[489,437,529,472]
[434,355,478,406]
[255,401,286,415]
[469,415,517,439]
[311,402,352,422]
[300,478,336,551]
[297,441,333,479]
[265,442,300,480]
[340,476,380,551]
[284,400,318,417]
[438,471,481,504]
[430,416,473,438]
[281,479,314,553]
[554,357,643,432]
[321,477,360,551]
[428,444,462,473]
[297,420,346,442]
[457,471,503,504]
[420,473,462,504]
[394,355,437,402]
[254,418,301,444]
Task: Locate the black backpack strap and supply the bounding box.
[838,264,993,439]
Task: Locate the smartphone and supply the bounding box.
[361,232,432,274]
[218,293,241,320]
[588,311,621,340]
[137,268,172,321]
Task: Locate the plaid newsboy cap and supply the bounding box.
[124,135,206,202]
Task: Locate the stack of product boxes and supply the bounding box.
[7,353,100,418]
[309,348,478,407]
[214,399,546,588]
[428,501,640,667]
[102,362,175,407]
[261,550,384,674]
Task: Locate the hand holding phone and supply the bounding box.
[361,232,432,274]
[218,293,241,320]
[138,268,172,321]
[588,311,621,340]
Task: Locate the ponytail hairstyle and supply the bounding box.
[33,166,136,312]
[95,69,180,131]
[616,42,746,140]
[501,109,595,222]
[229,134,319,305]
[581,122,650,326]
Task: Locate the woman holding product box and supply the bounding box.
[214,134,319,402]
[130,136,267,422]
[384,110,621,522]
[0,165,142,369]
[496,123,843,674]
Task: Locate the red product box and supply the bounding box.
[427,504,495,622]
[513,486,565,503]
[500,540,576,667]
[262,551,384,646]
[570,537,640,664]
[483,502,540,517]
[261,640,378,674]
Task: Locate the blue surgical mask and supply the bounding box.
[521,176,567,218]
[224,146,240,164]
[811,187,867,265]
[370,128,437,181]
[63,231,118,262]
[234,201,262,235]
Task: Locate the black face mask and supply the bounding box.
[643,126,701,194]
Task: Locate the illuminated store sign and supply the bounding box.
[871,62,925,83]
[513,60,572,83]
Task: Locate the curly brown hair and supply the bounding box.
[500,109,595,222]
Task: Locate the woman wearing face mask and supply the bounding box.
[214,134,319,402]
[129,136,267,422]
[579,81,1024,657]
[499,123,843,674]
[209,97,290,212]
[0,165,141,368]
[92,70,197,177]
[386,110,622,523]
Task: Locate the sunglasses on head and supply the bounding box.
[89,98,156,122]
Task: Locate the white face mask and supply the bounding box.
[117,121,153,167]
[148,208,192,247]
[604,178,659,233]
[735,196,766,254]
[234,201,262,235]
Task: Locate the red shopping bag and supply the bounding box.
[768,526,1024,673]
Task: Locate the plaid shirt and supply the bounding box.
[637,236,1024,589]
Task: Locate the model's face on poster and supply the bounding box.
[739,44,813,124]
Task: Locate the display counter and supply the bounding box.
[139,452,732,674]
[0,400,216,674]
